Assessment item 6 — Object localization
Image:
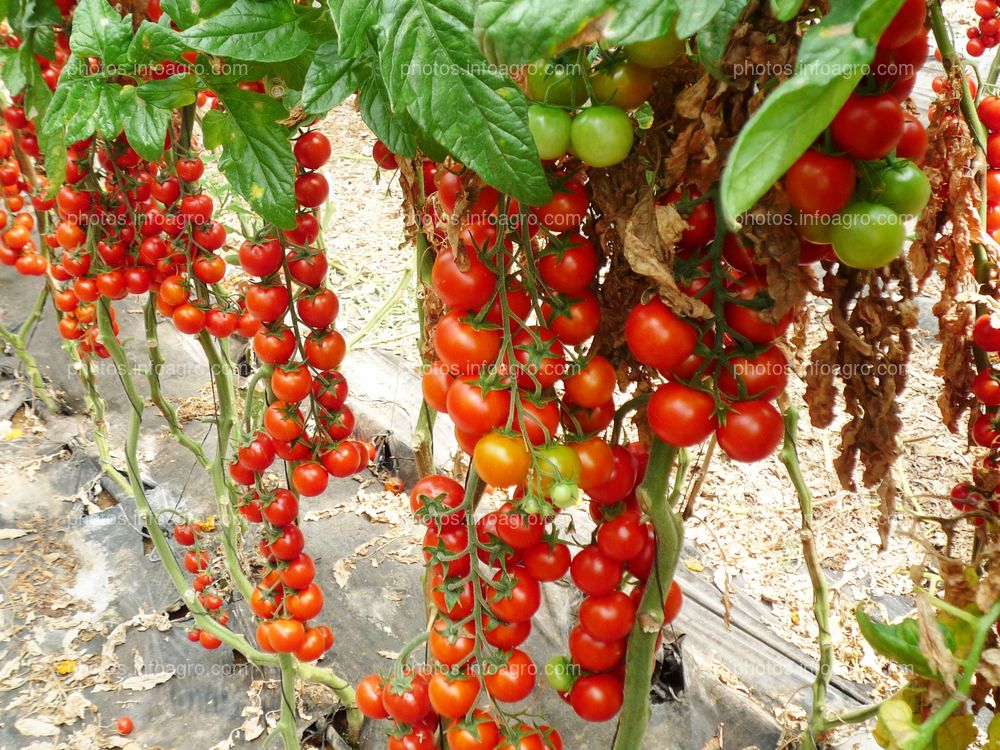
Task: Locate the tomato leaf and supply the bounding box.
[878,700,921,747]
[675,0,726,37]
[128,20,188,63]
[855,606,939,678]
[2,43,31,95]
[200,109,227,151]
[37,80,70,189]
[719,0,905,227]
[770,0,801,22]
[694,0,751,79]
[179,0,310,63]
[605,0,677,45]
[160,0,232,29]
[475,0,609,64]
[69,0,133,64]
[334,0,381,58]
[209,84,297,228]
[301,40,358,116]
[380,0,550,205]
[136,74,199,108]
[358,71,416,160]
[119,86,170,162]
[14,0,60,29]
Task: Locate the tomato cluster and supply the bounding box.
[968,0,1000,56]
[525,28,686,168]
[172,521,233,651]
[550,442,684,723]
[785,0,930,271]
[0,40,367,664]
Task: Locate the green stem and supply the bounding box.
[275,655,301,750]
[613,439,681,750]
[413,229,436,478]
[780,406,833,750]
[0,286,59,412]
[611,393,651,446]
[346,266,413,350]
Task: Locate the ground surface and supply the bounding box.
[0,11,989,750]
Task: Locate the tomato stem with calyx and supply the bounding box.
[613,438,681,750]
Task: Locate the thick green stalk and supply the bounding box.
[276,655,301,750]
[613,439,681,750]
[413,228,437,478]
[780,406,834,750]
[0,286,59,412]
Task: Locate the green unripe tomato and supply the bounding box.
[546,655,576,692]
[528,104,572,160]
[831,202,905,270]
[534,444,582,492]
[570,105,635,168]
[625,27,685,69]
[876,161,931,218]
[526,58,588,107]
[550,482,581,509]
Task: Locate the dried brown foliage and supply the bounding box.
[804,264,917,545]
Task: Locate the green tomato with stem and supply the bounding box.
[550,482,581,509]
[527,58,588,107]
[831,202,905,270]
[570,105,635,168]
[875,160,931,218]
[546,655,576,692]
[528,104,572,160]
[625,26,686,69]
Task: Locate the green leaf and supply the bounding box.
[358,72,415,159]
[128,20,188,63]
[210,84,297,228]
[676,0,727,37]
[475,0,609,64]
[694,0,751,79]
[855,606,937,678]
[120,86,170,161]
[38,80,72,188]
[335,0,381,58]
[770,0,801,21]
[201,108,227,150]
[605,0,676,45]
[2,43,30,95]
[62,79,123,142]
[180,0,310,63]
[301,39,357,115]
[0,0,10,22]
[933,714,978,750]
[23,51,50,120]
[70,0,133,64]
[381,0,550,205]
[18,0,59,28]
[878,700,921,749]
[136,74,198,108]
[160,0,231,29]
[719,0,905,226]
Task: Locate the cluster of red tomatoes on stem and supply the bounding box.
[1,54,368,661]
[968,0,1000,56]
[784,0,930,271]
[173,521,232,651]
[355,129,697,744]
